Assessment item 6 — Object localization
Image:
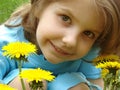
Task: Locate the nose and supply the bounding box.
[62,31,78,48]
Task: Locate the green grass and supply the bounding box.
[0,0,29,24]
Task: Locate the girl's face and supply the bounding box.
[36,0,104,64]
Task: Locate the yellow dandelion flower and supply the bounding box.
[101,69,109,78]
[96,61,120,75]
[93,54,119,65]
[93,55,120,90]
[2,42,37,59]
[0,84,17,90]
[96,61,120,69]
[20,68,55,83]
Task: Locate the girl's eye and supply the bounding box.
[84,31,95,39]
[61,15,71,24]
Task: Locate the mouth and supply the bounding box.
[49,41,73,56]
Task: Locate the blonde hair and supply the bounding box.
[5,0,120,55]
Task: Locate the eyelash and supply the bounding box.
[60,15,72,25]
[83,31,95,39]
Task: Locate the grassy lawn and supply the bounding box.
[0,0,29,24]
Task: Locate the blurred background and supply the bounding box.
[0,0,29,24]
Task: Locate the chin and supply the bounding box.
[45,57,64,64]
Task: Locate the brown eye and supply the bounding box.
[84,31,95,39]
[61,15,71,24]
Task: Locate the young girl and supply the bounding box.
[0,0,120,90]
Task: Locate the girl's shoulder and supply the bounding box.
[0,17,27,46]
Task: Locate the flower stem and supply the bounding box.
[104,80,106,90]
[108,79,113,90]
[18,60,26,90]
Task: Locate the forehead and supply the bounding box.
[53,0,104,32]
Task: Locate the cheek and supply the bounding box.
[36,23,63,41]
[36,22,59,46]
[36,21,51,38]
[36,22,47,47]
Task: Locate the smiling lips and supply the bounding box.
[49,41,73,56]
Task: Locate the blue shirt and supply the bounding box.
[0,19,102,90]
